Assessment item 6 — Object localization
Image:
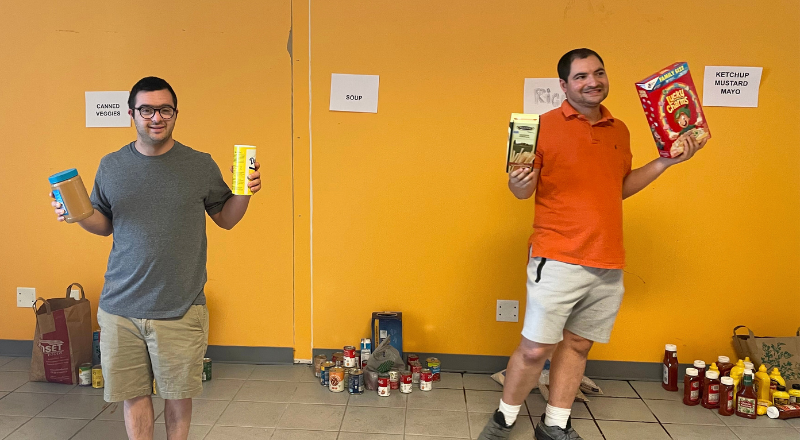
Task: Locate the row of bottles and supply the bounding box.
[662,344,800,419]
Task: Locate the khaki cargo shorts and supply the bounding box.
[97,305,209,402]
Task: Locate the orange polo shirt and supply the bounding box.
[530,100,632,269]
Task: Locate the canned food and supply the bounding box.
[355,353,361,369]
[349,369,364,394]
[78,363,92,387]
[410,361,422,384]
[361,349,370,369]
[232,145,257,195]
[378,373,390,396]
[329,367,345,392]
[407,354,419,367]
[202,358,212,381]
[332,352,344,365]
[361,338,372,351]
[420,368,433,391]
[92,365,104,389]
[314,354,328,377]
[389,369,400,390]
[320,361,335,387]
[400,371,413,394]
[426,357,441,382]
[343,346,357,368]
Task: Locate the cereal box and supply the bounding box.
[635,62,711,158]
[506,113,540,172]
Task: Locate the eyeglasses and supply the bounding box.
[135,105,177,120]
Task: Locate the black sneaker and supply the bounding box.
[476,410,515,440]
[534,414,583,440]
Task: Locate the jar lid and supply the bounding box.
[794,384,800,390]
[721,376,734,385]
[665,344,677,351]
[48,168,79,184]
[694,360,706,368]
[777,385,786,391]
[686,368,698,376]
[706,371,719,379]
[718,356,730,363]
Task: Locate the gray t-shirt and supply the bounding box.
[90,141,233,319]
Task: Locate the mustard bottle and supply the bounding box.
[754,365,771,402]
[769,367,786,400]
[788,384,800,404]
[709,362,720,375]
[729,360,745,395]
[773,385,790,406]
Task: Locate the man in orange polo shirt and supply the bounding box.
[478,49,707,440]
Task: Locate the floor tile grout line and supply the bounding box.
[627,380,675,439]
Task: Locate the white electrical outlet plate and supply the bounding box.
[496,299,519,322]
[70,289,81,300]
[17,287,36,308]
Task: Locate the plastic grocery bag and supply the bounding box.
[366,336,404,373]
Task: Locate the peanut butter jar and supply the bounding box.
[49,169,94,223]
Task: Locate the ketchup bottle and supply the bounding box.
[662,344,678,391]
[683,368,701,406]
[719,376,735,416]
[702,370,721,409]
[736,372,757,419]
[717,356,734,377]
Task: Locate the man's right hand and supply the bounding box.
[49,191,66,222]
[508,167,540,199]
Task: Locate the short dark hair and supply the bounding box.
[557,49,604,82]
[128,76,177,110]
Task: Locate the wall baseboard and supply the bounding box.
[1,340,692,381]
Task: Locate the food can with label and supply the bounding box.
[329,367,345,392]
[320,361,335,387]
[314,354,328,377]
[407,354,419,367]
[400,371,413,394]
[410,361,422,384]
[420,368,433,391]
[78,363,92,386]
[343,346,357,368]
[92,365,104,389]
[389,369,400,390]
[378,373,391,396]
[349,369,364,394]
[360,338,372,352]
[232,145,257,195]
[426,357,441,382]
[202,358,212,381]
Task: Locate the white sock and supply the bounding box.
[498,399,521,427]
[544,404,571,429]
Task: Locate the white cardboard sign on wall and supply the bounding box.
[702,66,763,108]
[85,91,130,127]
[524,78,564,115]
[329,74,380,113]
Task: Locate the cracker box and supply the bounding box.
[506,113,540,172]
[635,62,711,158]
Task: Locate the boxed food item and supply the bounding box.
[635,62,711,158]
[506,113,540,172]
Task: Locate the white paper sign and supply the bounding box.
[524,78,564,115]
[85,91,130,127]
[329,74,380,113]
[702,66,763,107]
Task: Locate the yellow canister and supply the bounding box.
[92,365,104,388]
[232,145,257,195]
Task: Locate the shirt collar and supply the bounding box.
[560,99,615,124]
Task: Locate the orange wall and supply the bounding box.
[0,2,295,349]
[308,1,800,363]
[2,1,800,365]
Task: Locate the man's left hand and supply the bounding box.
[664,135,707,165]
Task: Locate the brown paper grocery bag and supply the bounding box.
[732,325,800,388]
[30,283,93,384]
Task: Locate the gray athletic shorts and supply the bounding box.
[522,256,624,344]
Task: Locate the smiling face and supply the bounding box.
[559,55,609,110]
[677,112,690,128]
[129,89,177,145]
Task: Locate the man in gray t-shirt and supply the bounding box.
[49,76,260,440]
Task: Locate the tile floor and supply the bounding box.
[1,356,799,439]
